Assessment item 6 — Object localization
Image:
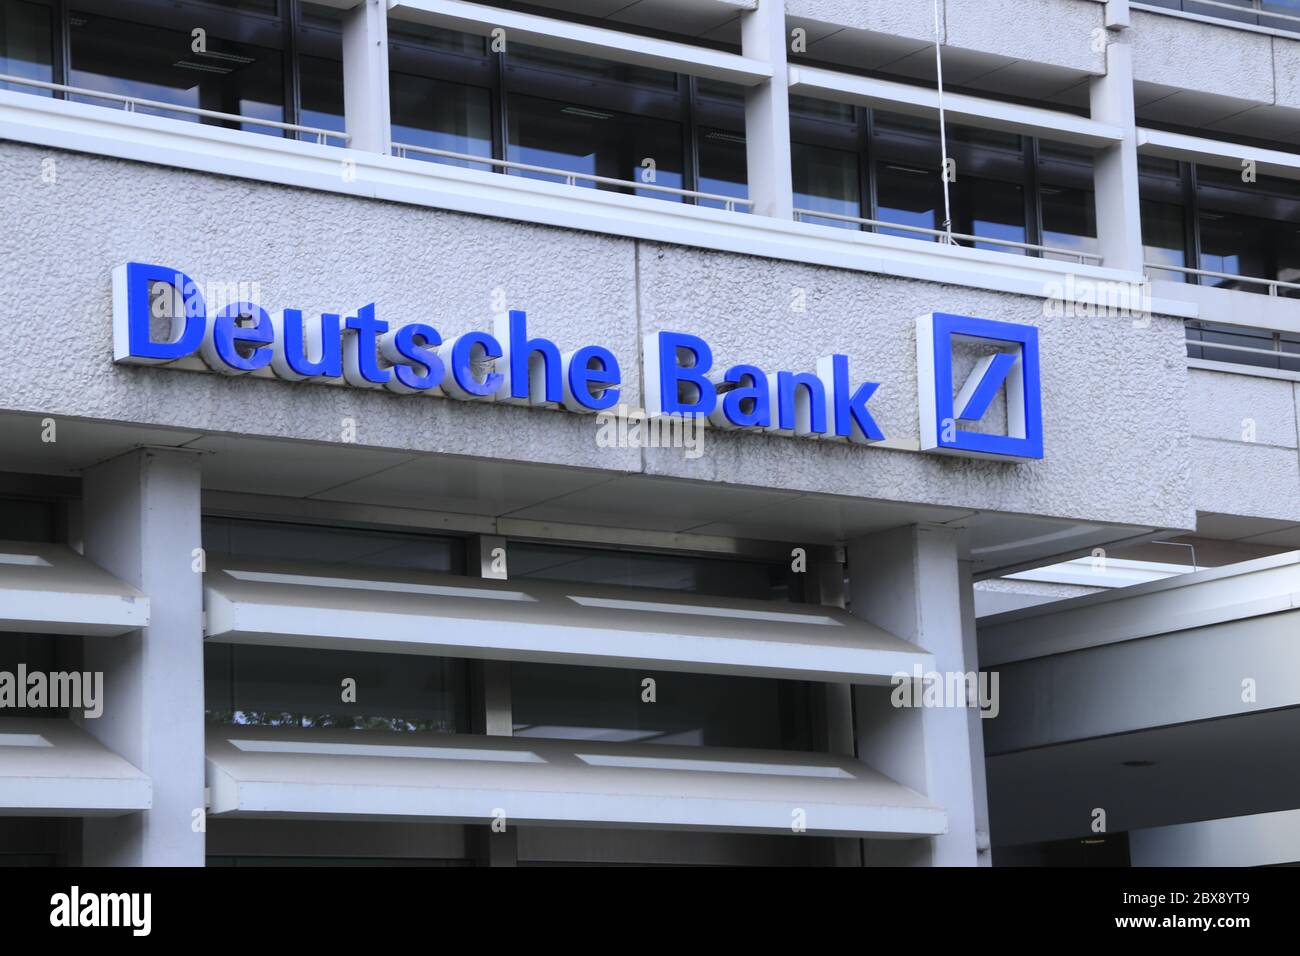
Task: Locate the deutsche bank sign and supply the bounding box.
[112,263,1043,462]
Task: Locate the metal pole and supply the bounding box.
[933,0,955,244]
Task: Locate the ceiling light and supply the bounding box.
[561,106,613,120]
[172,61,234,75]
[195,50,255,66]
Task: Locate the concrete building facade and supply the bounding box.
[0,0,1295,865]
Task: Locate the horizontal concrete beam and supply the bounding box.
[1138,126,1300,182]
[389,0,773,86]
[789,66,1125,147]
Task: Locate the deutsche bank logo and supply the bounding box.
[916,312,1043,461]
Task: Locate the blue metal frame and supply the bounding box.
[925,312,1043,460]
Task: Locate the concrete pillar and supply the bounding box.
[1089,29,1144,272]
[342,0,392,154]
[958,559,992,866]
[79,448,205,866]
[469,534,517,866]
[811,555,862,866]
[847,524,982,866]
[740,0,794,219]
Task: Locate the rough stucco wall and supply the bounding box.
[943,0,1105,74]
[785,0,939,41]
[1272,38,1300,111]
[1187,369,1300,523]
[637,243,1191,527]
[786,0,1105,72]
[1131,9,1275,102]
[0,142,1191,528]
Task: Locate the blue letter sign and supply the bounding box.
[916,312,1043,461]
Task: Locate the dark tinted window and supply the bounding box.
[202,517,465,574]
[512,662,819,750]
[205,643,469,733]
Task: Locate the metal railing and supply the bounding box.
[1144,261,1300,297]
[393,142,755,211]
[1186,322,1300,370]
[794,208,1106,264]
[1137,0,1300,30]
[0,73,350,145]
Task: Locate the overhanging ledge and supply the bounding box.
[0,540,149,636]
[206,725,946,838]
[203,560,933,684]
[0,719,152,816]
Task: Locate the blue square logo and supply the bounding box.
[916,312,1043,461]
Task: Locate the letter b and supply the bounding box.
[643,331,715,417]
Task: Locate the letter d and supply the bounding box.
[112,262,208,365]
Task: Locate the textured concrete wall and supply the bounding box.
[786,0,1105,72]
[0,142,1191,528]
[785,0,939,42]
[1187,368,1300,522]
[944,0,1105,74]
[636,242,1190,526]
[1132,9,1274,101]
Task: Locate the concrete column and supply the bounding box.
[342,0,392,154]
[847,524,982,867]
[79,448,205,866]
[740,0,794,219]
[958,559,992,866]
[1089,29,1143,272]
[469,534,517,866]
[811,555,862,866]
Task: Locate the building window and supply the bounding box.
[511,662,820,750]
[508,541,803,601]
[387,27,747,204]
[201,517,466,574]
[2,2,344,140]
[1143,0,1300,32]
[505,90,685,197]
[1141,156,1300,296]
[1038,142,1098,262]
[502,44,683,198]
[0,0,53,94]
[389,19,494,169]
[872,111,1029,252]
[67,1,287,136]
[1195,165,1300,298]
[0,495,57,542]
[1187,320,1300,371]
[296,2,344,140]
[791,95,861,228]
[204,643,470,732]
[507,542,820,751]
[1138,156,1188,281]
[0,634,63,720]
